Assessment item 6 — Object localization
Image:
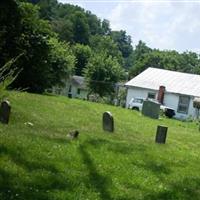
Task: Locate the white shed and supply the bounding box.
[125,67,200,119]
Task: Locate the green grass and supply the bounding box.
[0,91,200,200]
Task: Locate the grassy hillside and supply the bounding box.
[0,91,200,200]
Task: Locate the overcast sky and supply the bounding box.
[58,0,200,53]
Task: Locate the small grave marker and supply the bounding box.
[68,130,79,139]
[0,100,11,124]
[155,125,168,144]
[102,111,114,132]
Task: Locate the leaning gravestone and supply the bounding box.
[0,100,11,124]
[102,111,114,132]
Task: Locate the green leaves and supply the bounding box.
[72,44,92,76]
[0,55,22,100]
[84,53,124,97]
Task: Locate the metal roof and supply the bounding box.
[71,75,87,89]
[125,67,200,97]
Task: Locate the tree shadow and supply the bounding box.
[0,144,73,200]
[85,138,142,155]
[79,144,113,200]
[131,158,171,176]
[143,177,200,200]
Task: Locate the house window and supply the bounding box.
[148,92,156,99]
[77,88,81,95]
[177,95,190,114]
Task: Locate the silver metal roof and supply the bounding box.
[125,67,200,97]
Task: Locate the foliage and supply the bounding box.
[0,0,22,67]
[11,2,55,93]
[71,11,90,44]
[72,44,92,76]
[101,19,111,35]
[47,37,75,87]
[3,0,200,96]
[130,41,200,78]
[0,56,21,100]
[89,35,123,65]
[1,91,200,200]
[0,1,74,93]
[111,30,133,58]
[84,53,124,97]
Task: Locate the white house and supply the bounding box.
[125,67,200,119]
[52,75,88,99]
[68,76,88,99]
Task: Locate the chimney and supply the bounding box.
[157,86,165,104]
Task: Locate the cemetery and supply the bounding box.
[0,91,200,200]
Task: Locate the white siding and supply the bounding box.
[126,87,157,107]
[126,87,196,119]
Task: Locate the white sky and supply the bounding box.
[58,0,200,53]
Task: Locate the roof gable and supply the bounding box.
[125,67,200,97]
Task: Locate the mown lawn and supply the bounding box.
[0,91,200,200]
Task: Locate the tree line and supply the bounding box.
[1,0,200,97]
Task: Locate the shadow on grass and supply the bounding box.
[22,130,70,145]
[0,144,73,200]
[86,138,144,155]
[131,158,171,176]
[79,144,112,200]
[143,177,200,200]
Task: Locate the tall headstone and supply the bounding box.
[155,125,168,144]
[102,111,114,132]
[0,100,11,124]
[142,100,160,119]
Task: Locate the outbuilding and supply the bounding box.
[125,67,200,119]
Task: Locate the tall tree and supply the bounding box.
[84,53,124,97]
[71,11,90,44]
[0,0,22,66]
[73,44,92,76]
[111,30,133,58]
[89,35,123,65]
[1,1,75,93]
[101,19,111,35]
[132,40,152,62]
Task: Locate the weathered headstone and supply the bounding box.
[0,100,11,124]
[142,100,160,119]
[155,125,168,144]
[102,111,114,132]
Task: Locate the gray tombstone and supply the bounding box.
[142,100,160,119]
[102,111,114,132]
[155,125,168,144]
[0,100,11,124]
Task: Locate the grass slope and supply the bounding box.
[0,91,200,200]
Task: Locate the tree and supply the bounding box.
[47,38,75,87]
[0,0,22,67]
[71,11,90,44]
[72,44,92,76]
[89,35,123,65]
[129,49,181,77]
[52,19,74,43]
[84,53,124,97]
[111,30,133,58]
[1,1,74,93]
[101,19,111,35]
[132,40,152,62]
[179,51,200,74]
[86,11,102,35]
